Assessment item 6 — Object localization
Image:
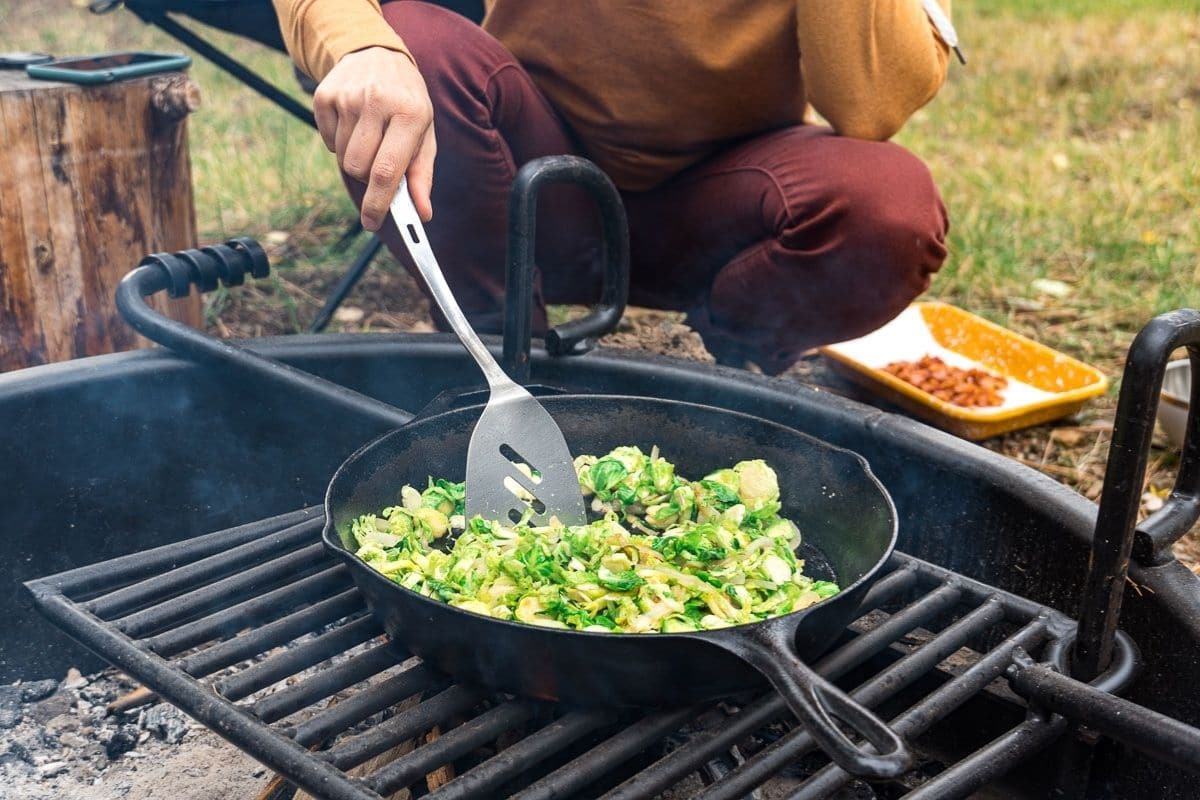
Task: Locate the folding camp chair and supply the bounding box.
[89,0,483,331]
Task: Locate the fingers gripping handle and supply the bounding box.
[713,625,911,780]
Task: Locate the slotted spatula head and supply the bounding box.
[390,180,588,528]
[465,384,588,527]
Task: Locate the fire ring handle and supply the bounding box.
[1073,308,1200,683]
[116,239,414,431]
[1103,310,1200,563]
[502,155,631,383]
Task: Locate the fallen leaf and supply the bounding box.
[1031,278,1072,298]
[1006,297,1045,312]
[1052,428,1086,446]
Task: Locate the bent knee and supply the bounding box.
[858,146,947,264]
[783,142,948,299]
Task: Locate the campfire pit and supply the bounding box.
[4,162,1200,799]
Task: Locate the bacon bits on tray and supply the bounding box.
[882,355,1008,408]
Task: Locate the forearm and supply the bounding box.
[272,0,411,81]
[796,0,951,141]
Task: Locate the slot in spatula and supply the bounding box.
[390,179,588,527]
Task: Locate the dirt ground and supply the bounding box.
[208,239,1197,574]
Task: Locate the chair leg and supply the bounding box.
[333,219,364,253]
[308,236,385,333]
[136,11,317,129]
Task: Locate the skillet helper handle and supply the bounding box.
[115,239,414,430]
[718,624,911,780]
[1073,309,1200,682]
[503,155,631,383]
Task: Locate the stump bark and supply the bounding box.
[0,69,203,371]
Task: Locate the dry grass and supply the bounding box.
[905,8,1200,341]
[893,2,1200,569]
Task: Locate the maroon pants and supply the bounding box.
[355,1,949,374]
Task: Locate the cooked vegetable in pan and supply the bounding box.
[349,447,839,633]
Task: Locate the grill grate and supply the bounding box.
[26,508,1147,799]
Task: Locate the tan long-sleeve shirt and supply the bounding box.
[273,0,952,190]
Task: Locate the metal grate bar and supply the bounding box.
[112,542,328,638]
[426,709,620,800]
[900,557,1048,623]
[323,685,485,769]
[29,514,1162,800]
[900,714,1067,800]
[30,591,381,800]
[884,620,1049,742]
[1008,655,1200,773]
[598,582,982,800]
[853,563,920,615]
[288,664,444,749]
[216,614,382,702]
[46,508,320,596]
[177,590,365,679]
[819,581,962,678]
[510,706,704,800]
[251,642,406,724]
[147,565,352,657]
[84,516,322,617]
[364,701,539,796]
[780,617,1051,800]
[691,598,1009,800]
[598,693,782,800]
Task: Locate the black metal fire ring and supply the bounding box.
[27,506,1182,800]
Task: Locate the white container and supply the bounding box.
[1158,359,1191,449]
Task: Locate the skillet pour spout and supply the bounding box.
[323,395,908,780]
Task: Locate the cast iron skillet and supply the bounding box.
[323,395,909,779]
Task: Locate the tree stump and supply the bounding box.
[0,69,203,371]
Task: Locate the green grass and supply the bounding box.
[973,0,1200,17]
[896,0,1200,369]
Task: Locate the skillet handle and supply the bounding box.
[709,623,911,780]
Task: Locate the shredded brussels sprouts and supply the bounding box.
[349,447,839,633]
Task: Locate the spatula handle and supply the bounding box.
[390,179,512,390]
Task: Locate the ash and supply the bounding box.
[1,622,832,800]
[1,624,428,800]
[0,667,267,800]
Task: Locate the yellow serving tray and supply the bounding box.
[820,302,1108,440]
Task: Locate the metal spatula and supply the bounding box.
[390,179,588,527]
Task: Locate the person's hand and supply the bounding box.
[313,46,436,230]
